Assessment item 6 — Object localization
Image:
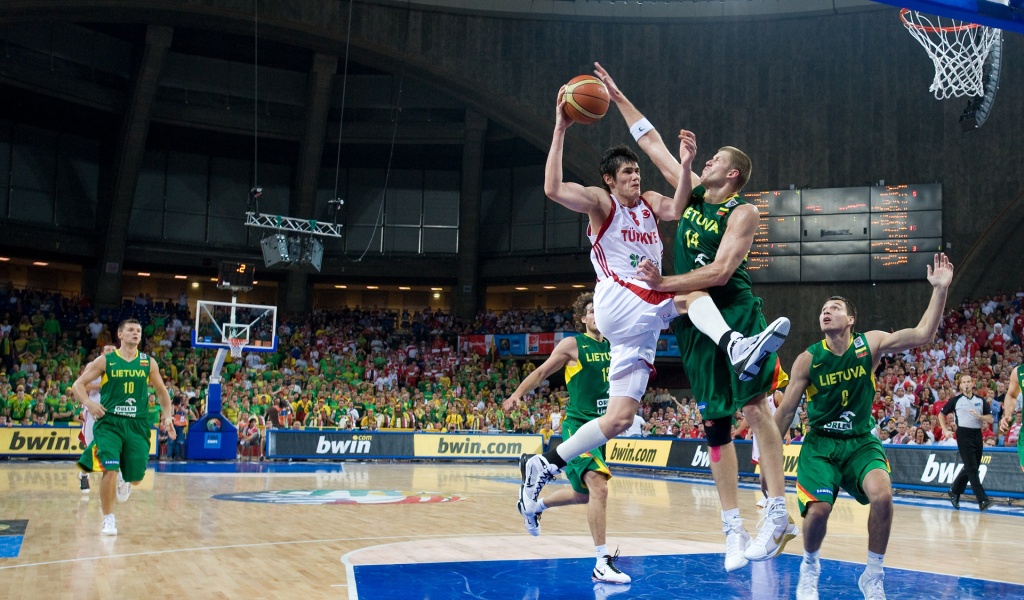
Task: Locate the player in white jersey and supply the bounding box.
[78,344,117,493]
[518,87,789,519]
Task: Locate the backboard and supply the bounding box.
[872,0,1024,35]
[192,299,278,353]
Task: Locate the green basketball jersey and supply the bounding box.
[102,350,152,421]
[674,186,754,304]
[564,334,611,422]
[804,333,876,437]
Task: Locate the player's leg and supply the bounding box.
[85,419,125,535]
[583,470,630,584]
[832,435,891,599]
[742,394,797,562]
[522,419,599,535]
[793,435,842,600]
[79,412,94,493]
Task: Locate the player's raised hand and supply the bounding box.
[678,130,697,168]
[593,62,625,104]
[635,259,665,290]
[554,85,573,132]
[926,253,953,289]
[502,395,520,412]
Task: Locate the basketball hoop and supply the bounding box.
[900,8,1000,99]
[228,337,246,359]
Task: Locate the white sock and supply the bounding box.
[688,296,734,346]
[79,471,88,480]
[866,551,884,573]
[767,496,786,513]
[535,498,548,512]
[722,508,741,524]
[555,419,610,463]
[595,544,608,560]
[804,550,820,564]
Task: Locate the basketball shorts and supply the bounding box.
[78,415,152,483]
[1018,432,1024,473]
[562,416,612,494]
[594,277,678,401]
[795,431,891,517]
[674,294,785,421]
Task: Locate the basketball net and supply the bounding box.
[900,8,1000,99]
[228,338,246,359]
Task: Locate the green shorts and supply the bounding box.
[562,416,611,495]
[674,294,786,421]
[1018,433,1024,473]
[795,431,890,517]
[77,415,152,483]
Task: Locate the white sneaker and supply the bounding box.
[744,508,798,561]
[519,500,541,536]
[116,472,132,503]
[101,514,117,536]
[728,317,790,381]
[518,453,559,510]
[723,519,750,572]
[592,550,631,584]
[858,570,886,600]
[796,560,820,600]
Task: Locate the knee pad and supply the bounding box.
[704,416,733,447]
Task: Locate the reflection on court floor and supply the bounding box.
[349,552,1024,600]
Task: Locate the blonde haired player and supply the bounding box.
[78,344,117,493]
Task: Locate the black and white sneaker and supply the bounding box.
[79,473,90,493]
[592,550,631,584]
[728,317,790,382]
[518,453,558,513]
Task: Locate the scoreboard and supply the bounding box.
[744,184,942,283]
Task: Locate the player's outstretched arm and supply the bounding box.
[775,351,811,438]
[643,129,697,222]
[543,88,605,218]
[503,337,577,411]
[867,253,953,357]
[594,62,699,189]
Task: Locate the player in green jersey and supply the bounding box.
[73,318,174,536]
[774,253,953,600]
[504,293,630,586]
[998,365,1024,473]
[595,62,794,571]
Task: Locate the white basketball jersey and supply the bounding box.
[589,195,663,285]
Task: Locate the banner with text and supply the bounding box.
[413,433,542,459]
[0,426,157,458]
[267,430,414,459]
[460,333,681,358]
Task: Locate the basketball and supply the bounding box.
[560,75,610,124]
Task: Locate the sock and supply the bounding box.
[595,544,608,560]
[552,419,610,465]
[535,498,548,513]
[766,496,786,513]
[79,471,88,480]
[866,551,884,573]
[803,550,820,564]
[722,508,741,525]
[689,296,735,349]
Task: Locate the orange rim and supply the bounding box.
[899,8,981,32]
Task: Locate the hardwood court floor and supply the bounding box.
[0,461,1021,599]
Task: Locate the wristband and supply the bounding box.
[630,117,654,142]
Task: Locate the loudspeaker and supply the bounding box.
[305,238,324,272]
[261,234,290,267]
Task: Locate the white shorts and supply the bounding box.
[81,408,95,446]
[594,277,678,401]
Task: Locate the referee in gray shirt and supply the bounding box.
[941,375,993,511]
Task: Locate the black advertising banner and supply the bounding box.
[267,430,414,459]
[884,446,1024,496]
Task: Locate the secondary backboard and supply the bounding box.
[192,299,278,353]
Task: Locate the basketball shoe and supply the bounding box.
[796,559,820,600]
[101,514,117,536]
[723,517,750,572]
[592,550,631,584]
[727,317,790,381]
[116,472,132,503]
[744,505,798,561]
[518,453,559,513]
[518,500,541,536]
[79,472,90,493]
[858,569,886,600]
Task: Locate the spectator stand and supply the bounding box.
[190,295,278,460]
